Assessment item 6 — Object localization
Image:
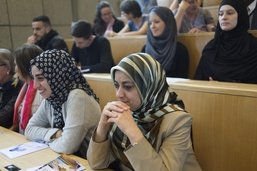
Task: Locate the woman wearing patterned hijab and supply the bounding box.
[195,0,257,83]
[87,53,202,171]
[145,6,189,78]
[25,49,101,154]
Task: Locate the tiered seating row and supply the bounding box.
[202,0,221,7]
[65,33,212,79]
[65,31,257,79]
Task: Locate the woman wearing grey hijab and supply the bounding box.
[145,6,189,78]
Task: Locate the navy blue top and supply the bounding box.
[128,16,148,31]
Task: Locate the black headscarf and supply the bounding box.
[145,6,177,72]
[195,0,257,83]
[30,49,98,129]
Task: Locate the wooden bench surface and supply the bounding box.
[84,73,257,105]
[107,33,214,79]
[177,32,214,78]
[84,73,257,171]
[202,0,221,7]
[108,35,146,64]
[65,38,73,53]
[169,80,257,171]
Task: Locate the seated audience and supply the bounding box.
[93,1,124,37]
[143,6,189,78]
[0,49,23,128]
[245,0,257,29]
[87,53,202,171]
[11,44,44,134]
[109,0,148,36]
[170,0,215,33]
[195,0,257,83]
[136,0,157,14]
[27,15,68,52]
[71,21,114,73]
[25,49,101,154]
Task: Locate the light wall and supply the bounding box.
[0,0,121,50]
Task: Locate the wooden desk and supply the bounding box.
[107,36,146,65]
[202,0,221,6]
[168,79,257,171]
[0,127,111,171]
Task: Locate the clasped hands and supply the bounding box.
[98,101,143,145]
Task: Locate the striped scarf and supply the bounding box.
[109,53,185,169]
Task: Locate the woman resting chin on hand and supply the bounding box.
[87,53,202,171]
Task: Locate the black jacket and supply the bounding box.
[36,29,68,52]
[0,79,23,128]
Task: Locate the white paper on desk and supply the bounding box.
[0,141,48,159]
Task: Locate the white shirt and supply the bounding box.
[248,0,257,27]
[248,0,257,15]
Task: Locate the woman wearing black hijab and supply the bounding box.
[144,6,189,78]
[195,0,257,83]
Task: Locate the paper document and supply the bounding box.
[0,141,48,159]
[27,155,86,171]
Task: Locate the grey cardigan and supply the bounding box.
[25,89,101,154]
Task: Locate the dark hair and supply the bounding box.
[120,0,142,18]
[93,1,115,36]
[14,44,43,80]
[32,15,51,27]
[71,21,92,39]
[96,1,113,13]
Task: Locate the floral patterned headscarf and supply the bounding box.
[30,49,98,129]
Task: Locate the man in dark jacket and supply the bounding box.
[71,21,114,73]
[27,15,68,52]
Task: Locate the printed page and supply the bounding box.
[0,142,48,159]
[27,155,86,171]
